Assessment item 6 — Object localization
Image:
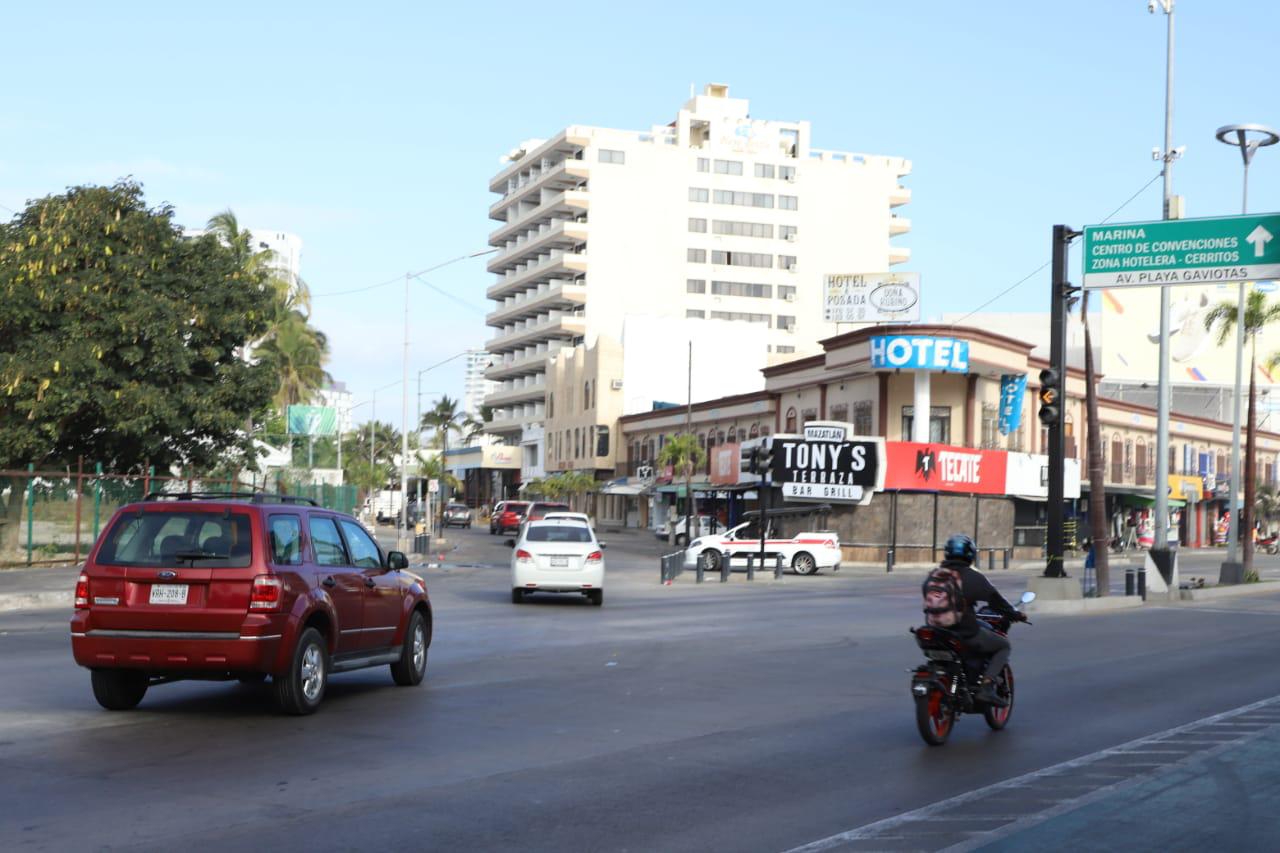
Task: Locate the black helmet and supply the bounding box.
[943,534,976,565]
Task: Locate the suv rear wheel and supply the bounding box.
[274,627,328,715]
[390,611,428,686]
[91,669,148,710]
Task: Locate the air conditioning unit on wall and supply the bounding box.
[610,379,623,390]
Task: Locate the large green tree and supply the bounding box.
[0,181,276,548]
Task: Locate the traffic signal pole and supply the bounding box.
[1044,225,1079,578]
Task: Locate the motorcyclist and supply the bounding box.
[930,534,1024,707]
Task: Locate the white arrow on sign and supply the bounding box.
[1246,224,1273,257]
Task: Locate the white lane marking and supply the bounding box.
[780,693,1280,853]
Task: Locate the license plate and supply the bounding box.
[550,557,569,567]
[149,584,189,605]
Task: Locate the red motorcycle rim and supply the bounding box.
[927,690,951,737]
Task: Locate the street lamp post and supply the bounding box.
[1215,123,1280,582]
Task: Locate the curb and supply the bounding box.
[1029,596,1145,615]
[1179,581,1280,602]
[0,591,71,613]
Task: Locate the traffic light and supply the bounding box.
[739,444,760,477]
[756,439,775,477]
[1038,367,1060,425]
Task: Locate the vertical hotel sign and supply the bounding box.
[998,374,1027,436]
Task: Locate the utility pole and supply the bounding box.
[684,339,693,549]
[1151,0,1178,565]
[399,273,411,539]
[1044,225,1078,578]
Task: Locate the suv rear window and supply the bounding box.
[98,511,253,568]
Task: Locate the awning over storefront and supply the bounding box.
[600,480,647,496]
[1117,493,1185,509]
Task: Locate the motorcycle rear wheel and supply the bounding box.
[915,688,955,746]
[982,665,1015,731]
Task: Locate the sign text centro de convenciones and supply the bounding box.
[770,421,886,506]
[1083,213,1280,289]
[869,335,969,373]
[823,273,921,323]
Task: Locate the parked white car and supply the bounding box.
[654,514,722,546]
[508,519,606,605]
[683,522,841,576]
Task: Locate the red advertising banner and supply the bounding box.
[883,442,1008,495]
[710,443,742,485]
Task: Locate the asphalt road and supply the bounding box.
[3,527,1280,852]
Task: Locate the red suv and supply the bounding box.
[70,492,433,715]
[490,500,529,535]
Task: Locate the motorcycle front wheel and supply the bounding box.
[983,665,1015,731]
[915,688,955,746]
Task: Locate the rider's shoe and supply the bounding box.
[975,676,1008,707]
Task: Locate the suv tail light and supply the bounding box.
[249,575,283,612]
[75,573,90,609]
[586,551,603,564]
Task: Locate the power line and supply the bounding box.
[947,171,1163,328]
[310,248,496,299]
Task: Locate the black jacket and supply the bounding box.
[930,559,1017,639]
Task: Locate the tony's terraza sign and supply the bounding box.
[769,421,886,505]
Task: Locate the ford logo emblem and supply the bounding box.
[157,570,178,580]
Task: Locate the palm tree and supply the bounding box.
[1204,289,1280,577]
[657,433,707,547]
[1080,292,1110,595]
[462,405,493,447]
[421,396,470,525]
[254,314,333,410]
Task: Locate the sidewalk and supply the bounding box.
[0,564,79,612]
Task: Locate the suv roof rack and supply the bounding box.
[143,491,319,507]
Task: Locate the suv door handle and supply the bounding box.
[364,577,377,588]
[322,576,336,588]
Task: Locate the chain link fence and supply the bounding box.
[0,465,357,567]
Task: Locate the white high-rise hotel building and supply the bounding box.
[482,84,911,456]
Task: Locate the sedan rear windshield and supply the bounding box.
[97,511,253,568]
[526,525,593,543]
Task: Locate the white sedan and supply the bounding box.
[508,518,606,606]
[683,522,842,575]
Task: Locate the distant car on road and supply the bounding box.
[443,503,472,529]
[526,501,571,523]
[683,522,841,575]
[507,518,606,606]
[70,492,432,715]
[490,500,529,535]
[655,514,720,547]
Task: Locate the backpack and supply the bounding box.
[923,566,965,628]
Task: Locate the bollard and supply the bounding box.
[775,552,784,580]
[1125,568,1135,597]
[988,550,995,571]
[720,549,731,583]
[886,547,895,573]
[695,552,705,584]
[1003,549,1010,570]
[746,553,755,582]
[1138,568,1147,601]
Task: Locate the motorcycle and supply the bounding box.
[909,590,1036,746]
[1255,534,1279,556]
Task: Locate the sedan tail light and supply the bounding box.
[249,575,283,612]
[515,549,534,562]
[586,551,603,564]
[74,573,90,609]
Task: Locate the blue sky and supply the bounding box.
[3,1,1278,427]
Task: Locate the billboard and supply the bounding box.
[869,335,969,373]
[770,422,886,505]
[286,405,337,436]
[884,442,1008,495]
[710,443,742,486]
[1099,283,1280,384]
[823,273,921,324]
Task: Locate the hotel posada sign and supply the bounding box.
[884,442,1008,495]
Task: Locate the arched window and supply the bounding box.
[717,430,726,446]
[727,427,738,443]
[785,408,798,433]
[749,423,760,438]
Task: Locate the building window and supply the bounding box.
[981,402,998,449]
[1135,439,1148,486]
[687,248,706,263]
[853,400,873,435]
[829,403,849,423]
[709,310,770,325]
[689,187,709,202]
[711,250,772,268]
[711,280,771,298]
[712,220,773,238]
[775,345,796,353]
[779,225,797,241]
[714,159,743,175]
[754,163,775,178]
[548,392,554,418]
[902,406,951,444]
[688,217,707,233]
[713,189,774,208]
[727,427,738,443]
[686,309,705,319]
[801,408,817,425]
[686,278,706,293]
[778,255,797,270]
[696,157,709,172]
[785,408,797,432]
[1111,434,1124,482]
[778,285,796,301]
[584,381,591,410]
[598,149,625,164]
[779,195,798,211]
[776,315,796,331]
[779,165,796,180]
[749,423,760,438]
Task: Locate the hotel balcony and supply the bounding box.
[486,280,587,327]
[485,249,589,302]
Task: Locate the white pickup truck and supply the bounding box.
[682,522,842,575]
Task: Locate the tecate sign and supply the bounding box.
[869,336,970,373]
[769,424,886,505]
[824,273,921,323]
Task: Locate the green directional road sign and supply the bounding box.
[1082,213,1280,289]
